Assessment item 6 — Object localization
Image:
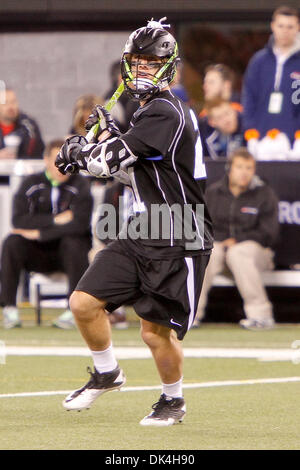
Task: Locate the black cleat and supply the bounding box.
[63,365,126,411]
[140,393,186,426]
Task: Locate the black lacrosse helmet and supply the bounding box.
[121,17,179,101]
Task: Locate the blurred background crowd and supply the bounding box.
[0,1,300,328]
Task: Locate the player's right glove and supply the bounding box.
[85,105,121,141]
[55,135,88,175]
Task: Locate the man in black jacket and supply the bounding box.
[0,88,45,159]
[194,147,279,330]
[0,139,93,328]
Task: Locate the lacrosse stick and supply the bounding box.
[85,81,125,143]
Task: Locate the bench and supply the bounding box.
[212,270,300,288]
[29,272,68,325]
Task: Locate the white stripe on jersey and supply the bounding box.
[127,166,146,213]
[185,257,195,331]
[141,97,184,246]
[147,95,205,250]
[170,98,205,250]
[131,94,206,249]
[152,161,174,246]
[147,97,182,153]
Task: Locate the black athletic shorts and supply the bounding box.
[75,240,210,340]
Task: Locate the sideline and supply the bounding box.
[1,376,300,399]
[3,345,300,361]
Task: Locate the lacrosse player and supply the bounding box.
[56,18,213,426]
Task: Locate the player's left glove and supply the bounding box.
[85,105,121,141]
[55,135,88,175]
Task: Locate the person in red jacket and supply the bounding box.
[0,88,45,159]
[0,139,93,328]
[194,147,279,330]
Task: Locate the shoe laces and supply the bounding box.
[84,366,119,389]
[85,366,103,388]
[74,367,95,392]
[151,394,178,417]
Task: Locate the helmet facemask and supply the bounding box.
[121,35,179,101]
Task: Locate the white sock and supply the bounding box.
[162,377,183,399]
[91,344,118,374]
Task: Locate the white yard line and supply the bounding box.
[2,345,300,361]
[1,377,300,399]
[2,346,300,400]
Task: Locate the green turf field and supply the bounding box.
[1,308,300,450]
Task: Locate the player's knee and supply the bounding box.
[141,329,159,348]
[69,291,86,321]
[70,291,107,322]
[141,323,171,349]
[69,291,92,322]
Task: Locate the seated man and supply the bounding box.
[0,138,93,329]
[194,147,279,330]
[0,88,45,159]
[199,98,245,159]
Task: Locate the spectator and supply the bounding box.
[242,5,300,146]
[170,62,190,103]
[69,94,104,136]
[199,98,245,159]
[194,147,279,330]
[0,138,93,329]
[202,63,240,103]
[0,88,45,159]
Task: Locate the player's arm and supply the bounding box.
[55,105,121,175]
[82,101,179,180]
[55,136,138,185]
[55,106,138,184]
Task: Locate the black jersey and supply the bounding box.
[119,90,213,258]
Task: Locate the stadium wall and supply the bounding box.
[0,31,130,143]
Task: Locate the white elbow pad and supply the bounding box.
[87,138,138,180]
